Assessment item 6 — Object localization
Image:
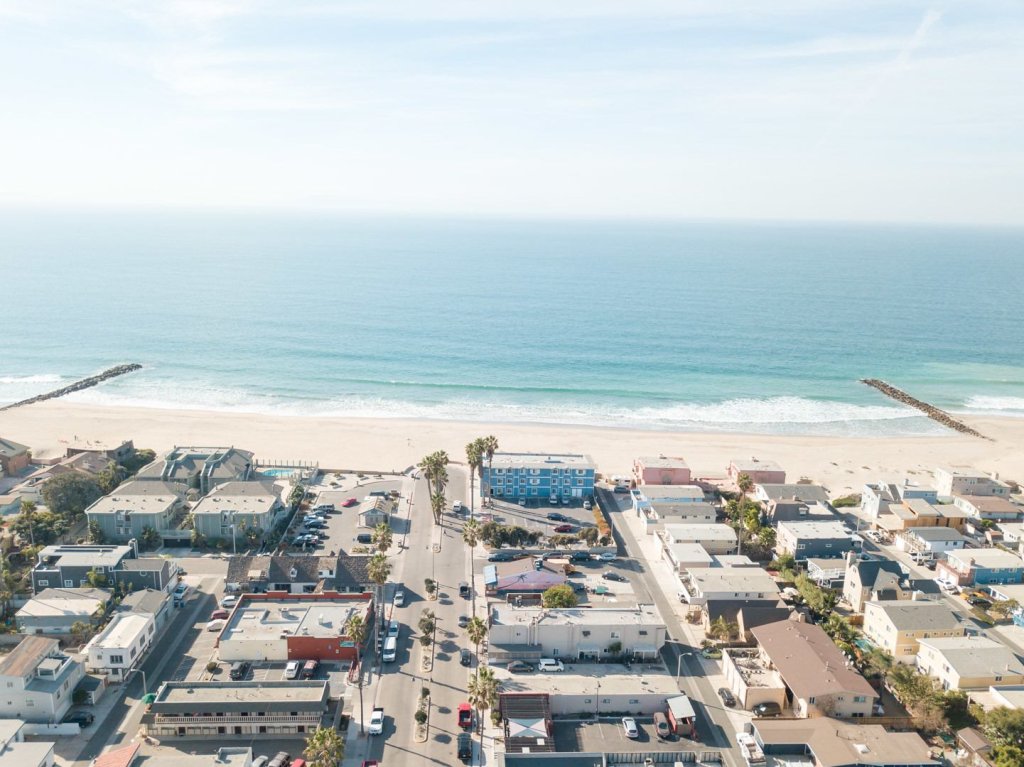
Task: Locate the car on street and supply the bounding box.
[602,571,627,582]
[220,595,239,608]
[460,648,472,666]
[229,661,251,680]
[63,710,94,727]
[507,661,534,673]
[285,660,301,680]
[718,688,736,707]
[457,732,473,762]
[387,620,400,638]
[518,498,527,507]
[210,609,229,620]
[342,497,358,507]
[459,582,471,597]
[394,589,406,607]
[546,512,568,522]
[538,658,564,672]
[552,524,575,533]
[453,501,464,513]
[622,717,639,739]
[596,552,617,561]
[487,551,518,562]
[458,615,470,628]
[570,551,591,562]
[458,702,473,729]
[251,757,269,767]
[700,647,722,659]
[583,499,593,510]
[368,707,385,736]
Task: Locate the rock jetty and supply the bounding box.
[0,364,143,413]
[860,378,990,440]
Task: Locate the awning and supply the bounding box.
[507,717,548,739]
[484,565,498,586]
[631,644,659,655]
[576,644,603,654]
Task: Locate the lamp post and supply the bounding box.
[676,651,693,679]
[596,679,601,718]
[129,667,148,696]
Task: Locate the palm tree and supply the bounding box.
[303,724,345,767]
[708,616,737,642]
[468,667,498,756]
[482,436,499,504]
[466,615,487,663]
[345,614,367,735]
[465,439,485,516]
[19,500,36,546]
[735,472,754,555]
[418,451,450,523]
[463,519,480,603]
[429,492,446,526]
[368,552,392,661]
[372,522,393,555]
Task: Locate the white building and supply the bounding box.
[85,612,155,681]
[0,720,54,767]
[15,588,110,636]
[678,567,780,605]
[934,467,1011,500]
[0,637,84,723]
[661,523,737,555]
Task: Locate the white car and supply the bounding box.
[220,595,238,609]
[453,501,464,513]
[285,660,300,680]
[537,658,564,672]
[206,619,225,632]
[622,717,639,739]
[596,552,617,561]
[394,589,406,607]
[368,707,385,735]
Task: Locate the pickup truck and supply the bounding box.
[368,707,384,735]
[457,702,472,729]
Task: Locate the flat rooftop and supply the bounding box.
[91,613,150,650]
[154,680,328,706]
[640,485,705,500]
[778,519,850,539]
[637,455,689,469]
[222,597,369,642]
[491,605,663,628]
[36,544,132,568]
[686,567,778,593]
[489,452,596,470]
[191,482,278,516]
[87,481,180,514]
[950,548,1023,568]
[731,457,783,472]
[494,663,679,697]
[725,648,784,688]
[664,523,737,541]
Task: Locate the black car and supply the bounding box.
[752,701,782,718]
[457,732,473,762]
[546,513,568,522]
[569,551,591,562]
[488,551,516,562]
[602,571,627,582]
[356,533,373,544]
[230,661,252,680]
[507,661,534,673]
[967,596,992,607]
[460,648,472,666]
[63,711,95,727]
[717,688,736,708]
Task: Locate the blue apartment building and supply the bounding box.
[481,453,596,502]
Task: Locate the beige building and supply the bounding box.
[660,523,737,555]
[722,647,787,712]
[917,636,1024,690]
[678,567,779,606]
[752,718,937,767]
[934,467,1011,499]
[862,600,965,663]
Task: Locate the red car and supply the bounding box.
[457,702,473,730]
[210,609,229,620]
[342,498,359,508]
[553,524,575,533]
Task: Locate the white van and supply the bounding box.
[382,636,397,663]
[537,658,564,672]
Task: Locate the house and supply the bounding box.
[661,523,737,555]
[134,446,256,495]
[917,636,1024,690]
[862,481,939,519]
[728,458,785,485]
[776,519,852,561]
[842,552,939,613]
[895,527,967,555]
[65,439,135,463]
[862,600,965,663]
[678,567,780,605]
[85,481,186,543]
[12,451,110,504]
[751,619,877,718]
[85,612,156,681]
[116,588,173,632]
[0,437,31,477]
[15,588,110,636]
[31,543,176,595]
[0,720,55,767]
[934,466,1011,500]
[141,680,329,739]
[754,484,831,506]
[722,647,787,712]
[358,495,396,528]
[806,558,846,590]
[225,554,372,594]
[633,455,691,486]
[480,452,596,502]
[752,718,938,767]
[631,485,706,514]
[647,502,717,525]
[488,605,666,663]
[0,636,84,723]
[874,499,970,534]
[936,548,1024,587]
[189,481,284,542]
[764,499,836,525]
[661,542,714,574]
[215,592,373,663]
[703,600,791,642]
[953,495,1023,522]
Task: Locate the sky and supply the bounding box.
[0,0,1021,224]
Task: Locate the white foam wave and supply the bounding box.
[0,373,65,385]
[962,395,1024,414]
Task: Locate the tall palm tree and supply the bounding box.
[735,472,755,555]
[19,500,36,546]
[419,451,450,523]
[467,666,498,757]
[372,522,393,555]
[345,614,367,734]
[303,724,345,767]
[465,439,484,516]
[466,615,487,663]
[463,519,480,605]
[429,492,446,526]
[367,553,392,661]
[482,436,499,504]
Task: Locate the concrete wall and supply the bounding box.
[286,636,357,662]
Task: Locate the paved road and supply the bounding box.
[595,487,741,767]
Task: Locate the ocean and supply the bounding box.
[1,210,1023,436]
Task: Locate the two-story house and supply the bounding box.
[728,458,785,485]
[189,480,284,542]
[917,636,1024,690]
[776,519,852,561]
[678,567,780,606]
[862,600,965,663]
[31,543,176,595]
[934,467,1011,500]
[224,554,372,594]
[895,527,967,556]
[953,495,1023,522]
[842,552,939,613]
[85,612,156,682]
[754,484,830,506]
[661,523,737,555]
[0,637,84,723]
[936,548,1024,587]
[861,481,939,519]
[480,452,596,503]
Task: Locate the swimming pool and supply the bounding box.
[261,468,297,478]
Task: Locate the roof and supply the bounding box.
[730,457,783,472]
[0,636,60,677]
[956,495,1021,514]
[35,544,133,569]
[664,523,737,542]
[704,599,790,625]
[491,605,663,628]
[751,620,876,699]
[864,600,962,632]
[89,613,151,650]
[120,557,170,573]
[149,680,327,710]
[754,718,937,767]
[908,527,965,542]
[117,588,170,616]
[140,748,254,767]
[687,567,779,594]
[17,588,109,620]
[850,558,905,591]
[225,554,371,589]
[0,437,29,458]
[190,481,279,516]
[91,742,140,767]
[488,452,596,470]
[778,519,851,540]
[664,543,714,564]
[136,446,255,483]
[637,455,689,469]
[221,595,370,642]
[494,569,566,593]
[639,485,705,501]
[666,695,695,719]
[949,548,1024,569]
[957,727,992,753]
[918,636,1024,679]
[86,481,181,515]
[652,501,717,517]
[757,484,830,504]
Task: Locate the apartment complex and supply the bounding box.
[480,452,596,502]
[934,467,1011,499]
[189,481,284,542]
[85,612,156,681]
[31,544,176,595]
[135,446,257,494]
[917,636,1024,690]
[85,481,186,543]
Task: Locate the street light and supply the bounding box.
[676,651,694,679]
[128,667,148,696]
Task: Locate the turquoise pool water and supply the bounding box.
[261,468,297,478]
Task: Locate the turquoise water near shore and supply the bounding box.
[1,211,1022,435]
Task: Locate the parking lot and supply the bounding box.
[553,719,685,753]
[482,496,600,537]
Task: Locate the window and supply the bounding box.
[37,580,49,587]
[582,630,591,637]
[25,699,34,707]
[64,580,73,588]
[808,697,815,704]
[639,630,648,636]
[110,655,124,664]
[610,631,619,639]
[629,699,639,704]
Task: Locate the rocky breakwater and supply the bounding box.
[860,378,990,440]
[0,364,143,412]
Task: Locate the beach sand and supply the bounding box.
[2,402,1022,496]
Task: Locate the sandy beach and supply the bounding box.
[2,402,1022,496]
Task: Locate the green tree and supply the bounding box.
[482,435,499,502]
[18,500,37,546]
[983,706,1024,748]
[463,518,481,598]
[429,492,446,526]
[769,552,797,577]
[418,451,450,517]
[70,621,92,645]
[578,526,600,546]
[119,448,156,476]
[466,615,487,662]
[989,599,1020,620]
[418,609,435,648]
[541,584,578,608]
[288,484,306,508]
[97,461,126,494]
[794,572,836,615]
[41,473,102,519]
[423,578,437,597]
[85,568,108,588]
[858,648,893,680]
[993,745,1024,767]
[756,526,776,551]
[13,509,67,546]
[0,561,16,621]
[303,724,345,767]
[344,614,367,735]
[139,526,162,551]
[87,519,105,544]
[468,667,498,752]
[707,616,737,642]
[372,522,393,555]
[368,553,391,657]
[465,439,485,515]
[886,664,938,710]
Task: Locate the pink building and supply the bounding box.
[633,456,691,486]
[728,457,785,485]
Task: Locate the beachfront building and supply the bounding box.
[775,519,853,561]
[15,588,110,636]
[953,494,1023,522]
[0,437,31,477]
[632,455,691,486]
[225,555,372,594]
[85,612,156,681]
[30,543,177,595]
[647,502,717,526]
[85,480,186,543]
[215,592,373,663]
[135,446,257,495]
[751,719,937,767]
[862,601,965,664]
[728,458,785,485]
[862,481,939,519]
[916,636,1024,690]
[934,467,1011,500]
[751,619,877,718]
[763,499,836,525]
[895,527,967,556]
[678,567,779,606]
[0,636,84,723]
[189,481,284,543]
[660,523,737,555]
[358,495,396,528]
[488,605,666,663]
[936,548,1024,587]
[843,552,939,613]
[141,680,330,739]
[12,451,110,504]
[754,483,831,506]
[480,452,596,503]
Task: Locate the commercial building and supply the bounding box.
[135,446,257,495]
[225,555,372,594]
[677,567,779,606]
[776,519,853,561]
[15,588,110,636]
[480,452,596,502]
[215,592,372,663]
[660,523,737,555]
[494,666,680,717]
[934,467,1011,500]
[30,543,176,595]
[85,481,186,543]
[752,718,938,767]
[862,601,965,663]
[0,720,55,767]
[917,636,1024,690]
[632,455,691,486]
[85,612,155,681]
[189,481,285,542]
[728,458,785,485]
[936,548,1024,587]
[488,605,665,663]
[0,636,84,723]
[141,680,330,739]
[751,619,877,718]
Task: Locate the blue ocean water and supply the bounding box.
[1,210,1022,435]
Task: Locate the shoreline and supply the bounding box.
[2,401,1023,497]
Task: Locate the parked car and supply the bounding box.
[342,497,358,507]
[303,519,327,529]
[394,589,406,607]
[570,551,591,562]
[356,533,373,544]
[507,661,534,673]
[368,707,385,736]
[549,496,560,506]
[967,596,992,607]
[718,688,736,707]
[460,648,472,666]
[458,615,470,628]
[583,499,593,510]
[457,732,473,762]
[752,701,782,718]
[552,524,575,533]
[387,620,400,638]
[488,551,517,562]
[700,647,722,660]
[206,619,225,632]
[453,501,464,514]
[622,717,639,739]
[267,753,290,767]
[301,659,319,679]
[458,702,473,729]
[602,571,627,582]
[63,710,94,727]
[210,609,229,620]
[229,661,251,680]
[220,595,239,609]
[518,498,527,507]
[459,582,471,597]
[546,513,568,522]
[251,757,269,767]
[653,712,671,740]
[285,660,301,680]
[596,552,617,561]
[538,658,564,672]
